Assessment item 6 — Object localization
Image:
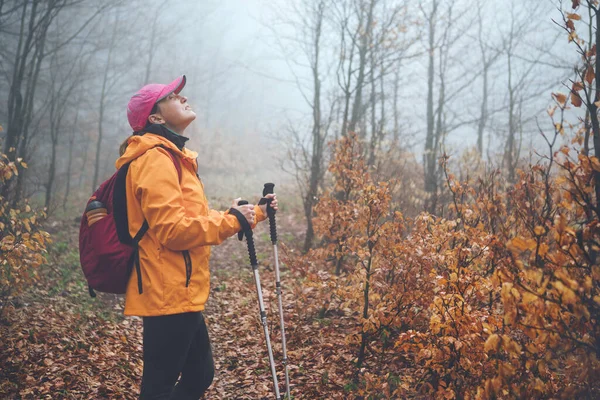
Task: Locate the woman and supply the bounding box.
[118,75,277,399]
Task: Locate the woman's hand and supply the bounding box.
[231,198,256,225]
[259,193,278,216]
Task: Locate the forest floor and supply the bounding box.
[0,210,363,399]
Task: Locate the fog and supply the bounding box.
[0,0,579,212]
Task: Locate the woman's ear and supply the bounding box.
[148,113,164,124]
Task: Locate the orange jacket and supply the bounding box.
[115,133,265,316]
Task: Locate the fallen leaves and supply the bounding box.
[0,299,144,399]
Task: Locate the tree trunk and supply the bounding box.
[46,135,57,210]
[393,68,399,144]
[367,36,377,167]
[339,10,356,139]
[348,0,375,136]
[505,51,516,183]
[14,2,51,205]
[303,0,325,253]
[423,0,438,213]
[477,66,488,155]
[63,110,78,211]
[476,0,491,156]
[354,249,373,383]
[4,0,31,161]
[92,10,119,191]
[591,9,600,216]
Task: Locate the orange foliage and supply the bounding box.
[286,126,600,397]
[0,150,50,318]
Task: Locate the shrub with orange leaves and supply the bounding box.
[0,151,50,319]
[288,123,600,398]
[479,148,600,399]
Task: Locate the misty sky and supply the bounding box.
[163,0,573,158]
[0,0,581,199]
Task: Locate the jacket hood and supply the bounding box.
[116,133,198,169]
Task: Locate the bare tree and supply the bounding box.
[1,0,105,203]
[45,35,83,211]
[422,0,440,213]
[501,0,556,182]
[334,0,360,138]
[475,0,502,156]
[92,8,119,191]
[270,0,333,252]
[347,0,375,135]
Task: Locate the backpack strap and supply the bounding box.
[132,220,149,294]
[114,146,184,295]
[114,147,182,245]
[161,146,183,182]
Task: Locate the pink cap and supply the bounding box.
[127,75,187,131]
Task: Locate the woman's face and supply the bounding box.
[150,93,196,134]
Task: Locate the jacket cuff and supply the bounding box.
[255,205,267,224]
[224,209,242,233]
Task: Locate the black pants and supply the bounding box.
[140,311,214,400]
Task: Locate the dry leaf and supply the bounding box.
[585,66,595,85]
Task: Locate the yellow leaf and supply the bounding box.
[567,13,581,20]
[502,336,522,357]
[508,237,537,252]
[430,314,441,335]
[538,360,547,377]
[554,281,577,304]
[534,226,545,235]
[526,343,539,354]
[538,243,549,256]
[504,308,517,326]
[499,361,516,378]
[484,334,501,353]
[534,378,546,393]
[573,304,590,320]
[522,291,537,304]
[591,157,600,172]
[525,269,543,285]
[510,287,521,300]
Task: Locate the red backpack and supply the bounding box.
[79,147,181,297]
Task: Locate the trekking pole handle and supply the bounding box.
[236,200,249,241]
[230,200,258,266]
[261,183,278,245]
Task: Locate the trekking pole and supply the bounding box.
[259,183,291,399]
[229,200,281,400]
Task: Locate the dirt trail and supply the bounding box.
[0,212,329,399]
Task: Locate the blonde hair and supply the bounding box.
[119,136,132,156]
[120,103,160,156]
